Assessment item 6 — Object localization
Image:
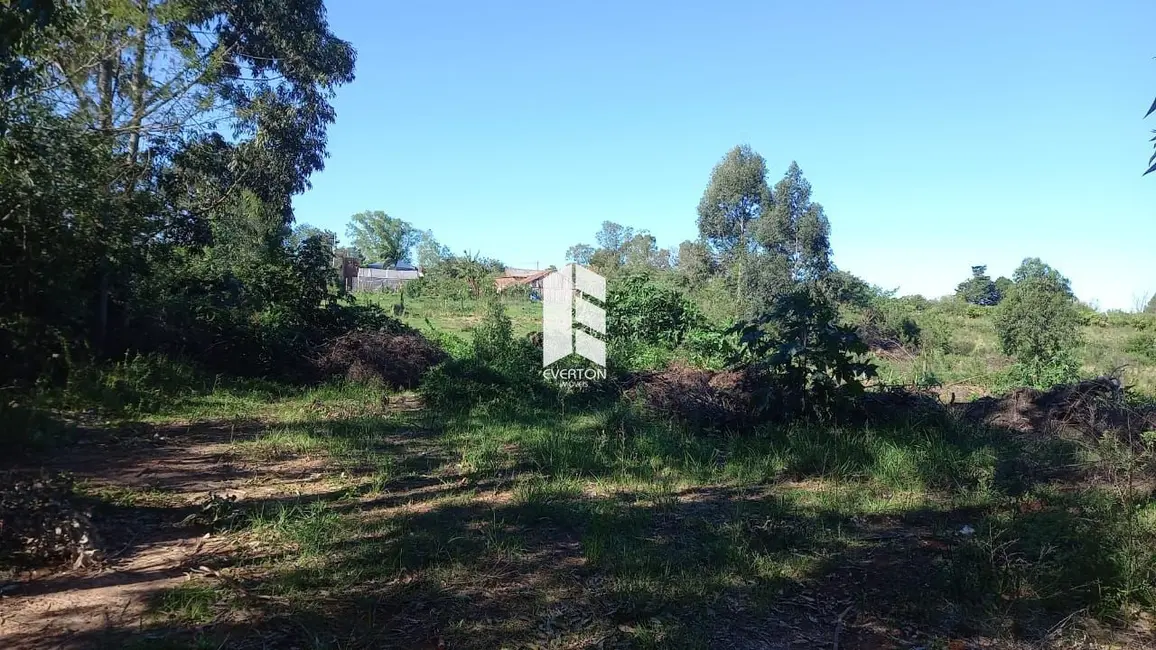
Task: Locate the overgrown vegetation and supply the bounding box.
[3,4,1156,649]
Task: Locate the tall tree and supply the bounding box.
[595,221,634,253]
[696,145,771,301]
[345,211,418,266]
[415,230,451,270]
[1011,257,1073,298]
[956,265,1001,306]
[755,162,833,287]
[8,0,356,348]
[676,239,715,287]
[565,243,595,266]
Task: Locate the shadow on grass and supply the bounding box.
[4,400,1154,649]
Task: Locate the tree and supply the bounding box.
[289,224,336,250]
[696,145,771,300]
[956,265,1001,306]
[1146,294,1156,314]
[676,240,715,287]
[995,276,1013,297]
[994,276,1081,363]
[621,231,669,271]
[595,221,635,253]
[1,0,356,371]
[755,162,833,286]
[1011,257,1073,298]
[345,211,419,266]
[565,243,595,266]
[415,230,451,270]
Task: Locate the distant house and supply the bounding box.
[495,267,551,294]
[354,261,422,291]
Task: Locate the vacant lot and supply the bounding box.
[3,370,1155,650]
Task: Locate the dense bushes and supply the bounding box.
[607,274,701,346]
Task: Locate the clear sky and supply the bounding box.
[292,0,1156,311]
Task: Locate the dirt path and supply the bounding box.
[0,422,333,650]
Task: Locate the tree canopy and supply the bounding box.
[346,211,418,267]
[1,0,358,380]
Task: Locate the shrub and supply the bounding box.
[607,274,700,347]
[420,301,550,412]
[997,350,1082,391]
[1126,332,1156,362]
[994,277,1082,364]
[680,325,740,370]
[731,288,877,420]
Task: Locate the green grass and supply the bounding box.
[10,296,1156,648]
[355,291,542,338]
[103,385,1153,648]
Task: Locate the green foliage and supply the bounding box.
[607,275,700,347]
[680,326,740,371]
[675,239,715,288]
[956,265,1002,306]
[822,270,878,309]
[1146,294,1156,314]
[345,211,418,267]
[0,0,362,383]
[994,275,1082,365]
[730,289,877,419]
[420,301,548,412]
[1012,257,1074,298]
[754,161,833,286]
[568,222,672,277]
[406,250,504,300]
[696,145,770,262]
[997,350,1082,390]
[1126,332,1156,362]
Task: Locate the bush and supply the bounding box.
[1126,332,1156,362]
[996,350,1083,391]
[420,301,551,412]
[607,274,700,347]
[731,288,877,421]
[994,277,1082,364]
[680,325,740,370]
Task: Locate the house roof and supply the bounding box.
[495,269,551,291]
[365,261,419,271]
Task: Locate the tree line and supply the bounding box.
[1,0,365,382]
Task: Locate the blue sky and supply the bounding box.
[292,0,1156,310]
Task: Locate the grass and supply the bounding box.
[86,386,1147,648]
[8,297,1156,648]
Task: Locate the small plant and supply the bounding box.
[730,288,877,420]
